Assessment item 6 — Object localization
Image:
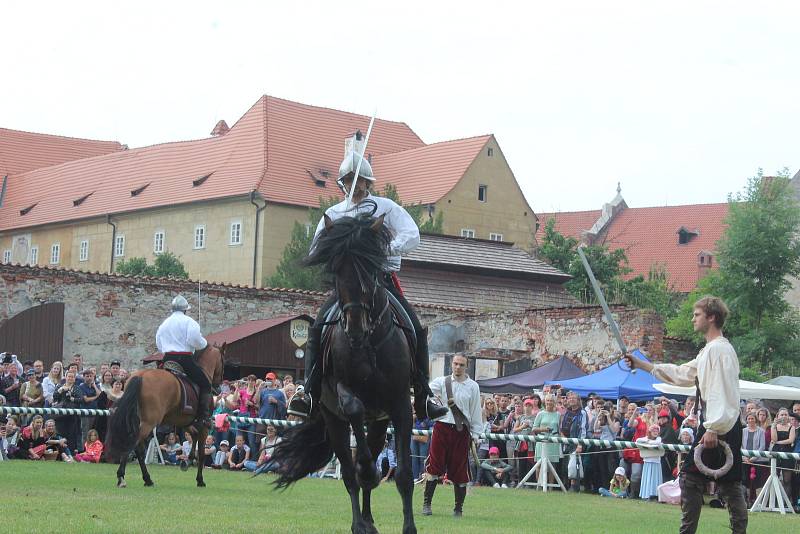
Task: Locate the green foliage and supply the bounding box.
[739,367,767,383]
[115,252,189,279]
[666,170,800,370]
[269,185,444,290]
[614,265,685,320]
[268,196,339,290]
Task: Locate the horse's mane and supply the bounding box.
[305,212,392,278]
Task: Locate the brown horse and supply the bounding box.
[107,343,225,488]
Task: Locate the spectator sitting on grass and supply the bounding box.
[74,429,103,463]
[228,434,249,470]
[203,435,216,467]
[376,436,397,483]
[18,415,47,460]
[43,419,73,462]
[2,415,20,458]
[481,446,512,488]
[599,467,630,498]
[212,440,230,469]
[245,429,282,475]
[177,431,193,468]
[159,432,181,465]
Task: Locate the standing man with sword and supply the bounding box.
[579,247,746,533]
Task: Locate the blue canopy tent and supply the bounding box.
[544,349,661,401]
[477,355,586,394]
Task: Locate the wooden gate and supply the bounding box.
[0,302,64,367]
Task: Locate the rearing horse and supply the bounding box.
[272,214,417,534]
[106,343,225,488]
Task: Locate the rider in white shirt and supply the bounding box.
[156,295,211,427]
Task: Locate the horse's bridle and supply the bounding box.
[337,271,391,342]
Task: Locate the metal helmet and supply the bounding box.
[337,151,376,192]
[171,295,191,312]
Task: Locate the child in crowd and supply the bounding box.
[177,431,193,467]
[212,440,230,469]
[159,432,182,465]
[480,446,513,488]
[227,435,249,470]
[599,466,630,498]
[1,416,20,459]
[203,435,216,468]
[74,429,103,463]
[637,424,664,499]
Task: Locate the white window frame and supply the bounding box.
[305,222,313,238]
[194,225,206,250]
[50,243,61,265]
[478,184,488,202]
[489,233,504,242]
[79,240,89,262]
[153,230,165,254]
[114,235,125,257]
[229,219,242,246]
[29,246,38,265]
[2,250,10,264]
[460,228,476,238]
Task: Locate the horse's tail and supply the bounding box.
[271,412,333,489]
[107,375,143,458]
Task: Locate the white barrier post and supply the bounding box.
[750,457,795,514]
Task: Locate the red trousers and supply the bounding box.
[426,421,471,485]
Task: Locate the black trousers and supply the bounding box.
[163,352,211,389]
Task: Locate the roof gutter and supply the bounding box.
[249,191,267,287]
[106,214,117,273]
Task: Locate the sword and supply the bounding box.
[345,109,377,210]
[576,246,636,374]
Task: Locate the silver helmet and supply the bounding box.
[171,295,191,312]
[337,151,376,191]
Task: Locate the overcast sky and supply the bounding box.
[2,1,798,212]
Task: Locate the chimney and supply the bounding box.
[344,130,365,157]
[211,120,230,137]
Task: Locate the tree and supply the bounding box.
[268,184,444,290]
[666,170,800,371]
[115,252,189,279]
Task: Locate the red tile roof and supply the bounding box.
[0,127,124,176]
[205,314,313,346]
[536,203,730,292]
[371,135,492,204]
[0,96,428,231]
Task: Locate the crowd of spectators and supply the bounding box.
[3,352,800,512]
[468,387,800,511]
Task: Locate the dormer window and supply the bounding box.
[193,173,212,187]
[698,251,713,267]
[131,183,150,197]
[19,203,37,216]
[677,226,699,245]
[73,192,94,206]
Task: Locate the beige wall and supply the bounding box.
[432,137,537,250]
[0,196,267,287]
[260,203,312,284]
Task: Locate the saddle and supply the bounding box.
[163,361,200,416]
[320,289,417,373]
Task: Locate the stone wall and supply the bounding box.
[0,265,664,377]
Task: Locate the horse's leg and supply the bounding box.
[324,410,371,534]
[361,420,389,532]
[195,426,207,487]
[136,423,156,487]
[116,446,131,488]
[337,382,379,491]
[390,402,417,534]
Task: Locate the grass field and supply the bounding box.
[0,462,794,533]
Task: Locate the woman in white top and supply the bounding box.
[637,424,665,499]
[41,361,63,406]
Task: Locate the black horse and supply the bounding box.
[272,213,417,534]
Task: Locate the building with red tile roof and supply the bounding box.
[0,95,538,289]
[535,188,729,292]
[0,127,125,176]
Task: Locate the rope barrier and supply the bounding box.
[2,406,799,461]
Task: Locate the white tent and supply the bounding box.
[654,379,800,401]
[766,376,800,389]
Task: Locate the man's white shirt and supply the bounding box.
[156,311,208,354]
[428,374,483,435]
[312,194,420,272]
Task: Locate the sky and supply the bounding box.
[2,1,798,213]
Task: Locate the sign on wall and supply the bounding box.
[290,319,310,347]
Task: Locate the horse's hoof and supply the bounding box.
[144,480,154,487]
[117,479,127,488]
[197,480,206,487]
[402,526,417,534]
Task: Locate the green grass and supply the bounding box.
[0,462,793,533]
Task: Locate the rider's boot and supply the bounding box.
[413,327,448,420]
[304,324,324,412]
[195,386,213,430]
